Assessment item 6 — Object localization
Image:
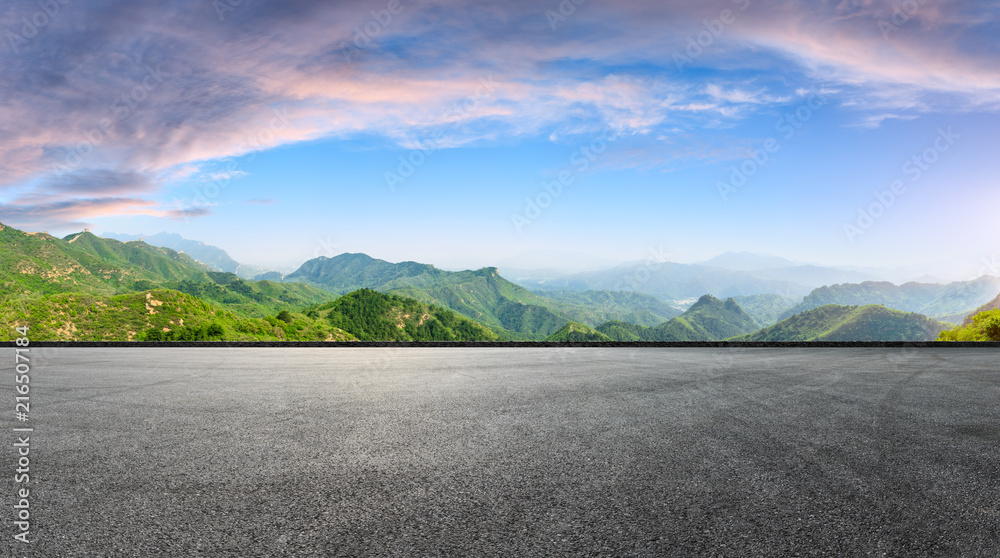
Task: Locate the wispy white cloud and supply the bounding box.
[847,112,920,129]
[207,170,248,182]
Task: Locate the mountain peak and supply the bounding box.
[63,230,99,243]
[328,252,375,263]
[690,294,722,308]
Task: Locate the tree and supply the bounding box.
[938,309,1000,341]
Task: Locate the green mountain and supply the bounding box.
[595,295,759,341]
[0,223,337,321]
[0,288,356,342]
[287,254,682,339]
[308,289,497,341]
[736,304,950,341]
[287,253,435,291]
[5,222,973,343]
[0,225,212,296]
[645,295,759,340]
[0,225,674,340]
[778,278,1000,324]
[545,321,612,342]
[285,254,559,338]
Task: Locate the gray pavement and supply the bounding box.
[2,347,999,557]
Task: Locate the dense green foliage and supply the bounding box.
[0,289,351,341]
[595,320,648,341]
[737,304,949,341]
[313,289,498,341]
[545,321,612,342]
[164,273,335,318]
[938,308,1000,341]
[0,285,501,342]
[141,322,225,341]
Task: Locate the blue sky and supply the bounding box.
[1,0,998,273]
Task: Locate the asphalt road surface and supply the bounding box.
[2,347,999,557]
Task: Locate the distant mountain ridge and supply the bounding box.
[101,232,277,279]
[531,289,682,327]
[595,295,759,341]
[512,259,877,300]
[731,293,800,327]
[696,251,805,270]
[779,278,1000,324]
[516,261,803,298]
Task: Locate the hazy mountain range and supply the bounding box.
[101,232,281,280]
[777,278,1000,324]
[1,222,996,342]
